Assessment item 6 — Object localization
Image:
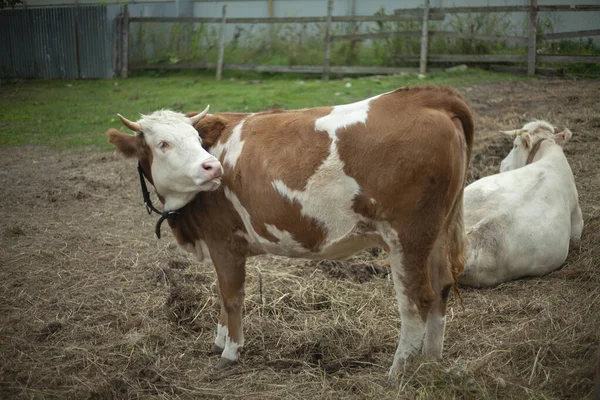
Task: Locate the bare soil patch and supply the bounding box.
[1,79,599,399]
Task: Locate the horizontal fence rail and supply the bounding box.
[128,14,446,24]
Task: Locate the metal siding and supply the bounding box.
[0,5,113,79]
[0,13,15,77]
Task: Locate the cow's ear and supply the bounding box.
[521,132,532,149]
[194,115,228,149]
[553,128,572,147]
[108,128,138,158]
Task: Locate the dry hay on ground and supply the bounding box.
[1,79,599,399]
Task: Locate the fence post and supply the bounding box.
[419,0,430,75]
[114,14,122,76]
[121,4,129,79]
[216,5,227,81]
[527,0,538,76]
[322,0,334,80]
[268,0,274,57]
[72,0,81,79]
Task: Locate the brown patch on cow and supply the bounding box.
[239,107,333,191]
[193,115,228,149]
[167,189,249,253]
[193,113,248,150]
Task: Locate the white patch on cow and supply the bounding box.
[314,94,382,134]
[370,198,377,205]
[210,117,252,167]
[221,336,244,361]
[264,224,306,253]
[214,323,228,349]
[223,121,246,167]
[224,187,272,247]
[267,94,384,254]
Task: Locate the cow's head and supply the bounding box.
[108,106,223,211]
[499,120,572,172]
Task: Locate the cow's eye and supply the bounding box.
[158,141,170,150]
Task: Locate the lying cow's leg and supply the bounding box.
[212,251,246,369]
[571,204,584,240]
[211,284,228,355]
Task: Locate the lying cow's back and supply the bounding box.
[191,86,473,259]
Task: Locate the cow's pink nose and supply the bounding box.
[201,160,223,179]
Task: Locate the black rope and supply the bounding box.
[137,162,179,239]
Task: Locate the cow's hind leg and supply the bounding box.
[422,234,454,358]
[379,223,435,375]
[424,190,467,357]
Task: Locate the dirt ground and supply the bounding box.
[1,79,599,399]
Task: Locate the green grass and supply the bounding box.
[0,69,527,151]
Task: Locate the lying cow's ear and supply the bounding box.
[107,128,138,158]
[553,128,572,147]
[521,132,532,149]
[194,115,227,149]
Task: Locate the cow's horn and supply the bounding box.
[501,129,521,136]
[189,105,210,125]
[118,114,141,132]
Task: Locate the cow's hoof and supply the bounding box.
[211,344,224,355]
[214,357,237,370]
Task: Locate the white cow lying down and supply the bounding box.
[459,120,584,287]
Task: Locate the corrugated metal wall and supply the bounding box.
[0,5,115,79]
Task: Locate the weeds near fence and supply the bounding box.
[127,8,599,75]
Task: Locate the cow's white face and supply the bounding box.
[500,134,531,172]
[142,116,222,210]
[111,108,223,211]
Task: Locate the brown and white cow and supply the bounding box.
[108,86,474,374]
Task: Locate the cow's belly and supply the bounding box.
[244,221,384,260]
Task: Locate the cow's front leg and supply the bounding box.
[211,284,228,355]
[212,251,246,369]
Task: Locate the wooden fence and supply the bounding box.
[118,1,600,79]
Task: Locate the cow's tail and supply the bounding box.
[447,97,474,306]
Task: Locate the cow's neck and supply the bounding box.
[167,184,241,250]
[526,139,559,165]
[163,192,199,212]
